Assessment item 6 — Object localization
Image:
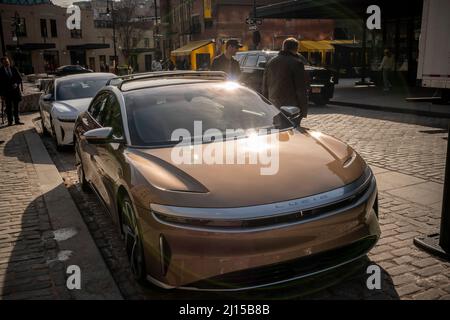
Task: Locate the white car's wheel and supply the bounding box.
[40,110,49,136]
[51,118,63,151]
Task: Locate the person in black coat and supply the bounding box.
[0,57,24,126]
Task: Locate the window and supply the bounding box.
[40,19,47,38]
[191,15,201,34]
[46,81,55,97]
[50,19,57,37]
[257,55,267,67]
[132,38,138,47]
[57,77,112,101]
[144,38,150,48]
[244,54,258,67]
[94,20,113,28]
[235,53,246,65]
[124,83,292,146]
[15,18,27,37]
[89,93,108,121]
[101,95,124,139]
[71,29,82,39]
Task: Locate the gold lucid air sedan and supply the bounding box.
[74,71,380,291]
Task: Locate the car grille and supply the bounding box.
[186,236,378,290]
[156,177,372,229]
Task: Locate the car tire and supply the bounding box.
[75,140,91,193]
[40,110,49,136]
[312,97,329,106]
[50,119,63,151]
[120,194,147,284]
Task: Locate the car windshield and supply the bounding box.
[124,82,293,146]
[56,77,110,100]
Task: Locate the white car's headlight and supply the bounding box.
[53,103,77,121]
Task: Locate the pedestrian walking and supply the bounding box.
[0,57,24,126]
[262,38,308,124]
[380,49,395,91]
[152,59,162,71]
[210,39,242,80]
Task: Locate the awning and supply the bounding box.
[299,40,334,52]
[6,43,56,51]
[171,40,214,56]
[67,43,110,50]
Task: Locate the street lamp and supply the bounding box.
[106,0,118,73]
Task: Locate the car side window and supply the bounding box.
[89,93,108,122]
[257,55,267,67]
[46,81,55,97]
[99,94,124,139]
[244,54,258,68]
[235,53,246,66]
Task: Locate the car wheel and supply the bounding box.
[50,119,63,151]
[120,194,146,284]
[312,97,329,106]
[40,110,49,136]
[75,139,90,193]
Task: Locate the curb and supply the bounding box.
[24,128,123,300]
[329,100,450,119]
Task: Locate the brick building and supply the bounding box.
[160,0,335,56]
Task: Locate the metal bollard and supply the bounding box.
[414,122,450,260]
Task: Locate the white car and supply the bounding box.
[39,72,115,149]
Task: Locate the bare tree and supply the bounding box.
[114,0,152,67]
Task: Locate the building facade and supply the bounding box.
[160,0,335,57]
[0,0,157,74]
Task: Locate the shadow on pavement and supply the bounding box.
[139,256,399,300]
[0,135,68,299]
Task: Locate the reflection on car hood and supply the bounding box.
[129,129,367,207]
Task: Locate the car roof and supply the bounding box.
[55,72,115,82]
[121,78,221,92]
[236,50,278,55]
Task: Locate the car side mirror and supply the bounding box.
[84,127,115,144]
[42,93,54,102]
[280,106,301,126]
[257,61,266,68]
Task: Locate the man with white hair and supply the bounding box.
[262,38,308,123]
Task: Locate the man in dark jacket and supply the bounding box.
[0,57,23,126]
[262,38,308,122]
[210,39,242,80]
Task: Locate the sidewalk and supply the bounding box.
[330,78,450,118]
[0,114,122,300]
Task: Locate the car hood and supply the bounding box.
[127,129,367,208]
[55,98,92,113]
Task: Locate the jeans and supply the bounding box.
[382,69,392,90]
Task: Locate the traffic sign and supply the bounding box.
[246,17,262,25]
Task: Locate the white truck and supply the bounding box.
[417,0,450,101]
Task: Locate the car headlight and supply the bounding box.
[53,103,77,122]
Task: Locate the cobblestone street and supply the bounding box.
[31,104,450,300]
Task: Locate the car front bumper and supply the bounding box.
[137,170,380,291]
